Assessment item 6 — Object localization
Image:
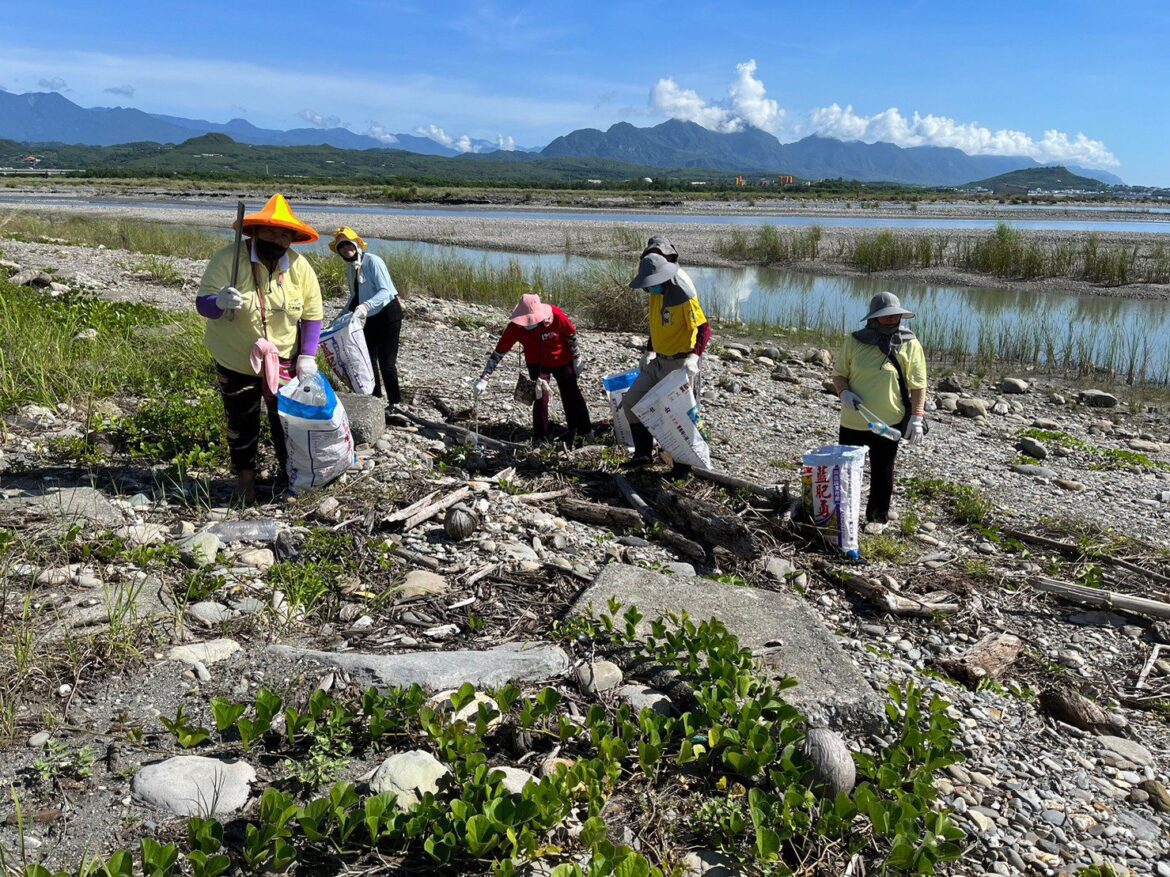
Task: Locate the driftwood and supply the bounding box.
[401,487,472,532]
[397,409,527,452]
[692,468,789,505]
[558,497,643,531]
[655,484,760,560]
[517,488,573,504]
[383,490,440,525]
[1136,644,1164,690]
[1000,526,1170,590]
[938,633,1022,688]
[840,575,960,617]
[1039,684,1125,734]
[1030,575,1170,620]
[612,474,705,562]
[384,541,440,570]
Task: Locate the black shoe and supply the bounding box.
[620,455,653,470]
[669,462,692,480]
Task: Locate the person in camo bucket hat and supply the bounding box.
[831,291,928,530]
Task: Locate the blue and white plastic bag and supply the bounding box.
[277,373,356,494]
[602,368,640,451]
[320,312,375,395]
[629,368,711,469]
[801,444,868,558]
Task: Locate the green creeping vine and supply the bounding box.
[34,605,962,876]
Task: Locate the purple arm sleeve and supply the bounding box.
[299,320,322,357]
[196,295,223,319]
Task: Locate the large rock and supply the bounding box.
[955,398,988,418]
[398,570,448,599]
[571,564,883,731]
[1078,389,1118,408]
[1015,437,1048,460]
[0,487,122,529]
[168,639,242,666]
[999,378,1030,394]
[370,750,449,808]
[267,643,569,690]
[176,531,221,567]
[1098,735,1155,768]
[132,756,255,816]
[337,392,386,445]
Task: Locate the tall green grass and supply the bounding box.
[723,222,1170,287]
[0,212,222,259]
[716,225,823,262]
[0,281,210,411]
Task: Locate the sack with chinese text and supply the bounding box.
[801,444,868,558]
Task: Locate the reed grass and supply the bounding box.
[716,225,822,262]
[0,212,222,260]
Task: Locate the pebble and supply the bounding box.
[28,731,51,748]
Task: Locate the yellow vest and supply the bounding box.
[199,244,323,375]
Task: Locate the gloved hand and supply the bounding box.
[839,389,863,411]
[683,353,700,378]
[639,350,656,371]
[573,356,585,376]
[474,378,488,399]
[352,303,370,329]
[906,415,925,445]
[216,286,243,311]
[534,378,551,401]
[296,355,318,380]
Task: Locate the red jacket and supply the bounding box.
[495,306,576,367]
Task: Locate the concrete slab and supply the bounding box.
[571,563,883,732]
[0,487,123,529]
[267,642,570,690]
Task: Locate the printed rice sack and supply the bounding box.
[801,444,868,558]
[278,373,356,494]
[320,312,375,395]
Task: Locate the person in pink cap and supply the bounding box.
[474,293,592,444]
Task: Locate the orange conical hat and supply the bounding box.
[237,193,319,244]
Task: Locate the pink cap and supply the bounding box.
[510,293,553,327]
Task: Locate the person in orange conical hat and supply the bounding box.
[194,194,324,503]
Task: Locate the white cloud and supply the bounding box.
[365,122,398,144]
[104,84,135,97]
[728,60,783,132]
[297,109,342,129]
[496,133,517,151]
[649,61,1119,169]
[416,124,478,153]
[37,77,67,91]
[807,103,1119,168]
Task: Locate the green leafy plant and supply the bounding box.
[33,740,96,786]
[160,704,211,749]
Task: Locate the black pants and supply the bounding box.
[216,363,287,474]
[526,362,592,439]
[839,426,899,524]
[362,298,403,405]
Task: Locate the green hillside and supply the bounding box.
[1,134,738,187]
[963,165,1112,192]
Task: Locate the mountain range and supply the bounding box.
[0,91,535,157]
[0,90,1125,187]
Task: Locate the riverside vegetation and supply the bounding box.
[2,235,1170,875]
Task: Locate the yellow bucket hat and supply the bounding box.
[329,226,367,253]
[237,193,319,244]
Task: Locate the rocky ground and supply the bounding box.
[1,240,1169,875]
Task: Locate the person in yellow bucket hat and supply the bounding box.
[329,226,404,406]
[196,194,324,503]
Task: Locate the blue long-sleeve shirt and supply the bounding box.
[343,252,398,316]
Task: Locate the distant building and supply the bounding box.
[689,181,708,186]
[777,175,794,185]
[642,177,653,184]
[585,179,603,185]
[734,176,745,186]
[24,155,40,166]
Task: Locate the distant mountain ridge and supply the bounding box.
[963,165,1112,192]
[0,90,1126,187]
[0,91,536,157]
[542,120,1124,187]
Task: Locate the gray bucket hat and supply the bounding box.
[629,252,679,289]
[862,291,915,322]
[642,235,679,261]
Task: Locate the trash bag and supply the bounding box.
[277,373,356,495]
[320,312,375,395]
[629,368,711,468]
[602,368,640,451]
[801,444,868,558]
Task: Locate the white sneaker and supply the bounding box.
[864,521,888,534]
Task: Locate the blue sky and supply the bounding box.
[1,0,1167,184]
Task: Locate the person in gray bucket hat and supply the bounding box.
[620,250,712,475]
[830,291,929,529]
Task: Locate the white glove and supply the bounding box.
[216,286,243,311]
[534,378,551,401]
[474,379,488,398]
[639,350,656,371]
[573,356,584,376]
[297,355,318,380]
[683,353,700,378]
[906,415,925,445]
[352,303,369,329]
[839,389,863,411]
